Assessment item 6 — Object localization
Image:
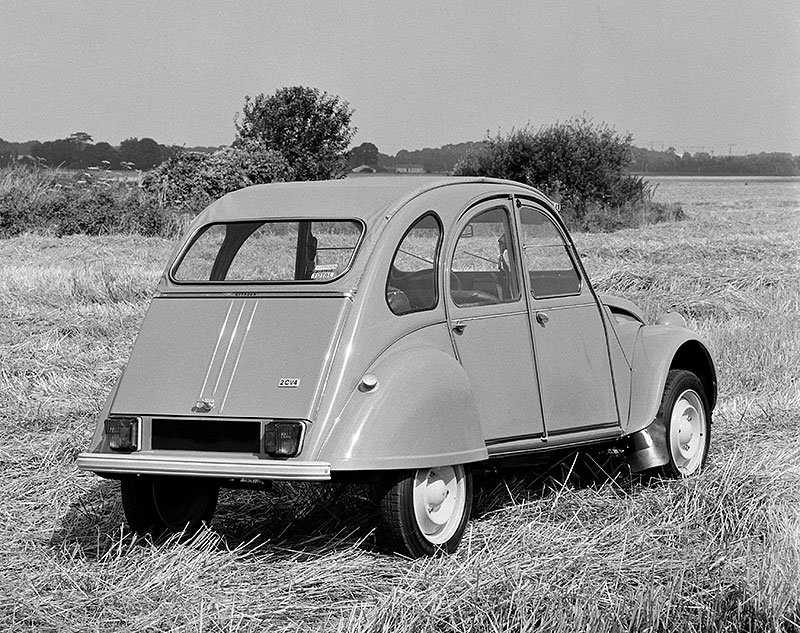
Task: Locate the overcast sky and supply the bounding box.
[2,1,799,155]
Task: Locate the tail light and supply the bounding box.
[264,420,305,458]
[104,417,141,452]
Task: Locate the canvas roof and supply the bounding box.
[192,176,546,227]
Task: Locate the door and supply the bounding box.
[517,204,619,435]
[447,204,545,443]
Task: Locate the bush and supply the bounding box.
[141,145,294,216]
[453,118,663,231]
[0,166,177,238]
[0,146,294,238]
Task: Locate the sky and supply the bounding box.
[1,1,799,156]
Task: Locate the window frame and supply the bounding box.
[518,204,583,300]
[448,204,523,308]
[385,211,444,316]
[169,218,366,285]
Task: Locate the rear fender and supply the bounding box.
[626,326,716,471]
[319,339,487,471]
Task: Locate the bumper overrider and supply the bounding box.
[76,452,332,481]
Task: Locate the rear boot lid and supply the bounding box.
[111,296,349,420]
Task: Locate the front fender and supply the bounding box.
[319,337,487,471]
[627,325,716,435]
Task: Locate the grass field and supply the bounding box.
[1,180,799,631]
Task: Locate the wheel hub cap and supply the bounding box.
[412,465,466,543]
[669,389,707,475]
[425,478,449,510]
[424,470,455,525]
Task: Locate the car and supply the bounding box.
[77,176,716,557]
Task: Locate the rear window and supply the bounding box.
[172,220,363,283]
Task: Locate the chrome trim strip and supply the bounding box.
[486,427,623,457]
[76,453,331,481]
[219,300,258,413]
[199,301,234,399]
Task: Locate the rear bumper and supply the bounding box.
[76,452,331,481]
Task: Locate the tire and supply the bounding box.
[655,369,711,477]
[379,464,472,557]
[121,476,219,536]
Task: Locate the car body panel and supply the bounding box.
[316,325,488,470]
[111,296,349,420]
[626,325,717,435]
[449,308,544,442]
[601,306,633,425]
[600,294,645,324]
[529,300,620,434]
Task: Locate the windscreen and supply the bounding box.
[172,220,363,283]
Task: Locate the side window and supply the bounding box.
[450,207,520,307]
[386,213,442,315]
[519,207,581,298]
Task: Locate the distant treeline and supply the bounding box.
[350,142,800,177]
[346,141,485,174]
[630,147,800,177]
[2,133,799,176]
[0,133,223,171]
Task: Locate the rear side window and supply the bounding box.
[386,213,442,315]
[172,220,363,283]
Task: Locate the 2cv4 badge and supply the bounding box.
[278,378,299,388]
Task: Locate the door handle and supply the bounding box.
[535,311,549,325]
[452,320,467,335]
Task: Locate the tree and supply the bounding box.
[119,137,173,170]
[234,86,356,180]
[30,138,80,167]
[69,131,93,145]
[84,142,119,169]
[347,142,379,168]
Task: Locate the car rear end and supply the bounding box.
[77,216,365,484]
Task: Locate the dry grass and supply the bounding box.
[1,179,799,631]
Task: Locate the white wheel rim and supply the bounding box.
[669,389,707,475]
[412,465,466,544]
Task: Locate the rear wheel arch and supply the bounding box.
[319,343,488,470]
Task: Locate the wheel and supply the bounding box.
[655,370,711,477]
[121,476,219,536]
[379,464,472,557]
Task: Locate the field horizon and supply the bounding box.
[1,177,798,631]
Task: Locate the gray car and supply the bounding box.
[78,176,716,557]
